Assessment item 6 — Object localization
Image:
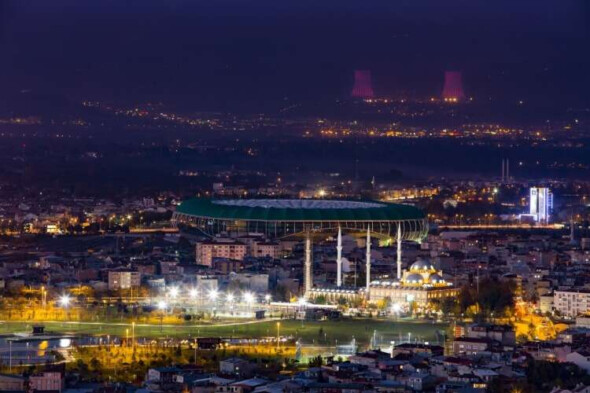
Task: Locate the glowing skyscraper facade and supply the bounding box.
[529,187,553,223]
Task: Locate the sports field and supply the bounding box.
[0,318,448,347]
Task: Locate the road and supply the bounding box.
[439,224,564,230]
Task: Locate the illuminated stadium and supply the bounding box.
[172,198,427,241]
[173,198,428,298]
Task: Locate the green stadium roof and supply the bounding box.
[175,198,425,222]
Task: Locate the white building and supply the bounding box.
[108,271,141,290]
[554,290,590,318]
[577,316,590,329]
[196,239,247,266]
[229,273,269,293]
[252,241,280,259]
[196,275,219,293]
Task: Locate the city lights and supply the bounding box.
[0,2,581,389]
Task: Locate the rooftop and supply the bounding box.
[175,198,425,222]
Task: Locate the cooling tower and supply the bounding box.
[351,70,375,99]
[442,71,465,102]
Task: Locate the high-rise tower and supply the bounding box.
[442,71,465,102]
[529,187,553,224]
[351,70,375,99]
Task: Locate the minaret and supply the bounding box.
[570,216,577,245]
[366,227,371,293]
[396,222,402,279]
[506,159,510,182]
[336,227,343,287]
[304,230,312,298]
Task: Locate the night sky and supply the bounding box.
[0,0,588,110]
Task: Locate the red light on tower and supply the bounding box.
[351,70,374,99]
[442,71,465,102]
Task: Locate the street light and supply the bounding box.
[59,295,71,320]
[41,286,47,308]
[158,300,167,332]
[208,289,219,301]
[189,288,199,299]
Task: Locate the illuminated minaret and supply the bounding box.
[396,223,402,279]
[336,227,343,287]
[304,230,312,297]
[366,227,371,292]
[442,71,465,102]
[351,70,375,99]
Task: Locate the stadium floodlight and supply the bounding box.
[208,289,219,301]
[168,286,179,299]
[59,295,71,307]
[243,292,255,304]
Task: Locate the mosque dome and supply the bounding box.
[406,274,424,284]
[409,258,435,272]
[429,273,444,284]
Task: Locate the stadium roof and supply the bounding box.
[175,198,425,222]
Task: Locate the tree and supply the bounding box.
[457,278,515,321]
[314,295,327,305]
[526,360,590,391]
[441,297,457,316]
[477,278,515,320]
[377,297,392,311]
[458,285,474,315]
[90,357,101,370]
[308,355,323,367]
[527,323,536,340]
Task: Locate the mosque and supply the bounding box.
[368,258,459,309]
[308,257,458,310]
